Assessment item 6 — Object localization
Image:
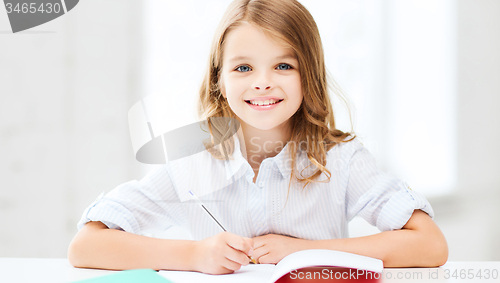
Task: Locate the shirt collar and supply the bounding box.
[268,142,294,179]
[228,135,300,180]
[171,134,304,201]
[224,135,251,181]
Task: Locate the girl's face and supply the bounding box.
[220,23,303,132]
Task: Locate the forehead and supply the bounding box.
[222,23,296,61]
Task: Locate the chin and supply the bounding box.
[247,120,286,131]
[253,125,278,131]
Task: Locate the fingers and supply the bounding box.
[243,237,254,253]
[252,243,268,264]
[251,235,268,250]
[195,232,257,274]
[226,234,254,259]
[222,245,250,270]
[214,235,252,272]
[255,251,272,264]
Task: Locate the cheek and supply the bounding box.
[282,75,303,101]
[219,74,227,98]
[221,80,245,110]
[224,78,246,99]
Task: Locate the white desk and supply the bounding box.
[0,258,498,283]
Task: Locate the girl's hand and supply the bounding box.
[252,234,311,264]
[191,232,254,274]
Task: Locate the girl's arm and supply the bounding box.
[314,209,449,267]
[68,221,254,274]
[252,209,448,267]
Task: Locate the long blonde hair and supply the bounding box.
[198,0,355,188]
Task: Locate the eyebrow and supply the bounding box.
[229,54,297,62]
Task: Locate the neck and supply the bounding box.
[239,120,291,167]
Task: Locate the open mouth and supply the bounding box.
[244,99,284,106]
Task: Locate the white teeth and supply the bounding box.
[249,99,280,106]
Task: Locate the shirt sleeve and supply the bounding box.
[344,138,434,231]
[76,164,186,235]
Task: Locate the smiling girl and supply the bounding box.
[68,0,448,275]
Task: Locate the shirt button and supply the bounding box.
[256,221,264,227]
[258,181,264,188]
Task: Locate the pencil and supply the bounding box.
[188,190,257,264]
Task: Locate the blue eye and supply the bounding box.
[236,65,251,72]
[277,63,292,70]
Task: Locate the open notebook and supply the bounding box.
[160,249,383,283]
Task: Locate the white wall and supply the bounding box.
[0,0,145,257]
[435,0,500,261]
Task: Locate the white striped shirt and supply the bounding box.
[77,137,434,240]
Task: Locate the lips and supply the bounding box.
[244,99,284,106]
[243,98,284,111]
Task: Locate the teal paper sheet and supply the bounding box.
[73,269,173,283]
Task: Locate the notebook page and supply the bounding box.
[160,264,275,283]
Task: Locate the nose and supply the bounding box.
[253,71,273,91]
[254,84,272,90]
